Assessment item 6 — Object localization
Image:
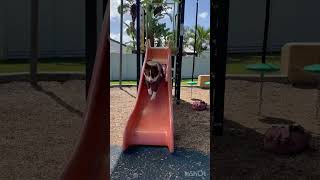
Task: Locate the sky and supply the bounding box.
[110,0,210,43]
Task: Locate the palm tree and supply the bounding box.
[117,0,136,28]
[118,0,177,48]
[184,26,210,57]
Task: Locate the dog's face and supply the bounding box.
[144,61,160,83]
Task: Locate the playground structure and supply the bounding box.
[2,0,319,179]
[198,75,211,89]
[281,43,320,84]
[123,42,174,152]
[123,0,229,137]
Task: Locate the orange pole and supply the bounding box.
[60,1,110,179]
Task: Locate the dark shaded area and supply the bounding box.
[213,119,320,179]
[111,147,209,180]
[259,116,295,125]
[292,83,318,89]
[32,83,83,117]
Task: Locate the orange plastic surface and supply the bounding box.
[123,43,174,153]
[60,2,109,179]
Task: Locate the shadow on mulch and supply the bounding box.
[111,147,209,180]
[259,116,296,125]
[213,119,320,180]
[31,83,83,117]
[120,87,136,99]
[292,83,317,89]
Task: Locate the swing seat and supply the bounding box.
[187,81,197,85]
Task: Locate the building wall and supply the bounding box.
[228,0,320,53]
[1,0,320,59]
[0,0,7,59]
[1,0,86,59]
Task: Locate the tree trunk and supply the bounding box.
[149,35,155,47]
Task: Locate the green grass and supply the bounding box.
[0,58,85,73]
[226,53,281,74]
[0,54,281,75]
[111,80,137,85]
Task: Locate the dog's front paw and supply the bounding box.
[150,92,157,101]
[148,88,152,96]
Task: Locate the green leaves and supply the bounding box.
[118,0,176,51]
[118,3,130,14]
[184,26,210,57]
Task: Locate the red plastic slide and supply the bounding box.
[123,42,174,153]
[60,2,109,179]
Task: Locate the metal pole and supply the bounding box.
[145,7,148,46]
[85,0,97,98]
[173,4,176,34]
[136,0,141,90]
[192,0,199,83]
[258,72,264,115]
[175,2,181,99]
[119,0,123,88]
[316,82,320,119]
[172,56,175,88]
[268,0,273,55]
[211,0,218,137]
[262,0,271,64]
[3,1,8,60]
[103,0,107,14]
[212,0,230,136]
[30,0,38,86]
[175,0,185,104]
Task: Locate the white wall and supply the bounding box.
[110,53,210,81]
[1,0,85,59]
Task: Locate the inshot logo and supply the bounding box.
[185,170,207,177]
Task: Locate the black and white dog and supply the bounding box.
[143,60,166,100]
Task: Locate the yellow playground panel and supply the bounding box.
[281,43,320,84]
[198,75,210,89]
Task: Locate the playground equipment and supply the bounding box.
[281,43,320,84]
[304,64,320,118]
[123,42,174,153]
[61,3,109,178]
[198,75,210,89]
[246,63,280,115]
[130,0,229,136]
[187,0,200,100]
